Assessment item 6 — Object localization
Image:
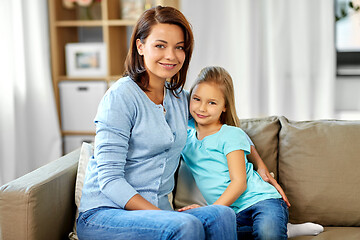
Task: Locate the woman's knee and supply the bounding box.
[207,205,236,223]
[168,213,205,239]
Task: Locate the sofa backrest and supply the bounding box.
[239,116,281,179]
[278,116,360,227]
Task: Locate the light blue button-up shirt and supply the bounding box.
[79,76,189,212]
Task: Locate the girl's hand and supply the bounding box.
[257,168,291,207]
[177,204,202,212]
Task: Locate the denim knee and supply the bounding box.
[254,219,287,240]
[207,205,236,223]
[203,205,237,240]
[169,213,205,239]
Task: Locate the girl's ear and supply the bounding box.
[136,39,144,56]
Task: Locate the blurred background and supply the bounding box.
[1,0,359,186]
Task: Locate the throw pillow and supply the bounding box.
[239,116,280,179]
[278,116,360,226]
[68,142,93,240]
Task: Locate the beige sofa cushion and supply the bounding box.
[239,116,280,179]
[0,148,79,240]
[279,116,360,226]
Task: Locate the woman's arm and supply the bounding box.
[247,145,291,207]
[212,150,247,206]
[125,194,160,210]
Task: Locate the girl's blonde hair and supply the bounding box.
[189,66,240,127]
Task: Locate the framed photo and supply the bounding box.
[65,43,107,77]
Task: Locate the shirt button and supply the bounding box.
[160,164,164,168]
[155,181,159,185]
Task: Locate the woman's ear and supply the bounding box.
[136,39,144,56]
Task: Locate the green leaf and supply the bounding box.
[341,8,347,17]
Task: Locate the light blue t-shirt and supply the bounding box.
[181,124,281,213]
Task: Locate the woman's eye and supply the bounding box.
[155,45,165,49]
[176,46,185,50]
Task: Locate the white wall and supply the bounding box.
[335,76,360,119]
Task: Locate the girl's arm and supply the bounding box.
[178,150,247,211]
[212,150,247,206]
[248,145,291,207]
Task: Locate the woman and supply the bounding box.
[76,6,237,240]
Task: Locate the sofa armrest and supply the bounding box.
[0,148,80,240]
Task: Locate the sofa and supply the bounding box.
[1,116,360,240]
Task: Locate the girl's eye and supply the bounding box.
[192,97,200,101]
[155,44,165,49]
[176,46,185,50]
[209,101,217,105]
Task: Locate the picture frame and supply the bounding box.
[65,42,107,77]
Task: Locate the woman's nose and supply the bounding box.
[165,48,176,60]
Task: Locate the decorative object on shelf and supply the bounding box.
[121,0,145,19]
[65,42,107,77]
[62,0,102,20]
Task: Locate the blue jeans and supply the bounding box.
[236,198,289,240]
[77,205,236,240]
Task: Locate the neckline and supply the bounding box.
[195,124,226,142]
[130,77,168,107]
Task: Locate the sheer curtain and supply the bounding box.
[182,0,335,120]
[0,0,61,186]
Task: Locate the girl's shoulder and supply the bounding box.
[221,125,247,137]
[220,125,251,155]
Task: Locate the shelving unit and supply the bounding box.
[48,0,179,153]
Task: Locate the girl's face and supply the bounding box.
[190,82,226,128]
[136,23,185,83]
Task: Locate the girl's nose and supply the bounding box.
[199,102,206,112]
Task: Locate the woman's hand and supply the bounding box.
[177,204,202,212]
[257,168,291,207]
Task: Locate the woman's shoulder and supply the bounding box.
[109,76,137,92]
[104,76,141,99]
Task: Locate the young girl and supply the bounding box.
[179,66,324,239]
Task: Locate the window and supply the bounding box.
[335,0,360,75]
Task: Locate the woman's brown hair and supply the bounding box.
[190,66,240,127]
[124,6,194,96]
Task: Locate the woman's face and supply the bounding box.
[136,23,185,83]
